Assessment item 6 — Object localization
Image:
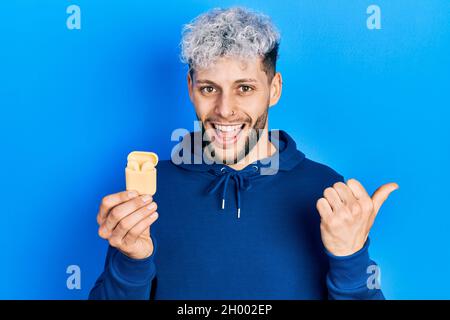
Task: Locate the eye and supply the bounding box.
[200,86,216,94]
[238,85,254,93]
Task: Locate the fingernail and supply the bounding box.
[128,190,138,198]
[147,202,156,210]
[100,225,107,235]
[142,194,152,203]
[151,211,158,218]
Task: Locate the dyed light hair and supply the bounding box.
[180,7,281,81]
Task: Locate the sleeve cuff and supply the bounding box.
[109,235,157,285]
[325,238,372,289]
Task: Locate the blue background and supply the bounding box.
[1,0,449,299]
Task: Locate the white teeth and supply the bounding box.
[214,124,242,132]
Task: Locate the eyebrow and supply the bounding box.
[195,78,258,85]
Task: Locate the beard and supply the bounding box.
[200,108,269,165]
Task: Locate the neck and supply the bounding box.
[227,128,276,171]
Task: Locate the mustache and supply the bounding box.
[202,110,252,125]
[204,116,252,126]
[205,118,251,124]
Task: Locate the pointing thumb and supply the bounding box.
[371,182,399,216]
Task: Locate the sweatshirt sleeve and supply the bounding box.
[88,235,157,300]
[325,238,385,300]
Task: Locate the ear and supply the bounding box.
[187,72,194,103]
[269,72,282,108]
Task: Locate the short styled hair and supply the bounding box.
[180,7,281,82]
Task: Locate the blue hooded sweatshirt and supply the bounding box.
[89,130,384,300]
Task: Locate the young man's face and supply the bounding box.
[187,56,282,165]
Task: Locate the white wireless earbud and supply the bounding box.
[127,160,140,171]
[141,160,155,172]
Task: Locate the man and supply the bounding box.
[89,7,398,300]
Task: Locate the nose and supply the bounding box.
[214,92,236,118]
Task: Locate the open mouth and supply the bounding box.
[209,122,246,147]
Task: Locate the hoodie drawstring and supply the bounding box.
[207,166,256,218]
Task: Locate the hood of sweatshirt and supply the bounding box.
[172,129,305,218]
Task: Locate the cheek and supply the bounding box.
[193,96,216,117]
[238,95,268,119]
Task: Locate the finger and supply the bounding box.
[97,190,139,225]
[123,212,159,245]
[316,197,333,220]
[346,178,371,201]
[100,194,153,238]
[323,187,343,211]
[108,234,123,249]
[110,202,158,240]
[371,182,399,215]
[332,181,356,205]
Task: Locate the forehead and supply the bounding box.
[193,56,267,83]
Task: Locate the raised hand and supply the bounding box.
[97,190,159,260]
[316,178,398,256]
